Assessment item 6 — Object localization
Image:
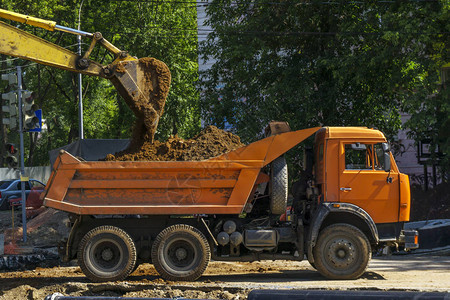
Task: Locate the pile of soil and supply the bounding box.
[105,125,244,161]
[2,208,70,250]
[26,209,70,247]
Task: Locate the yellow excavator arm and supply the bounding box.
[0,8,171,143]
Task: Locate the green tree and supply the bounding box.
[199,0,448,146]
[403,3,449,175]
[0,0,200,166]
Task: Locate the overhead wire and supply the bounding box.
[109,0,446,37]
[0,57,20,64]
[110,0,440,5]
[1,0,439,42]
[102,29,450,36]
[102,0,448,37]
[0,0,445,66]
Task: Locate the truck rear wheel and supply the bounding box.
[313,223,371,280]
[151,224,210,281]
[270,156,288,215]
[77,226,136,282]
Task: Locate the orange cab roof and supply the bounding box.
[319,127,386,140]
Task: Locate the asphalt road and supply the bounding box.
[1,253,449,299]
[198,254,450,292]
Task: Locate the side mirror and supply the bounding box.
[382,142,390,152]
[384,152,391,172]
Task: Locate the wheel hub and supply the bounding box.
[165,239,198,271]
[337,249,346,258]
[328,239,355,268]
[175,247,188,260]
[101,248,114,261]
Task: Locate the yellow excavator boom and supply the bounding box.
[0,8,171,143]
[0,20,103,76]
[0,8,57,31]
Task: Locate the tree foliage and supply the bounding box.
[199,0,449,172]
[402,3,450,173]
[0,0,200,166]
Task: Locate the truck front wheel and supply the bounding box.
[151,224,210,281]
[313,223,371,279]
[77,226,137,282]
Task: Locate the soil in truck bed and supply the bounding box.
[104,125,244,161]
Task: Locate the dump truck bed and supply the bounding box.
[42,128,319,215]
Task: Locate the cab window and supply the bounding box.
[345,143,372,170]
[345,143,386,170]
[373,143,386,170]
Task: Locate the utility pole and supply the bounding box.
[78,0,85,140]
[77,35,83,140]
[17,65,27,242]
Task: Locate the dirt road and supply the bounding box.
[0,255,448,299]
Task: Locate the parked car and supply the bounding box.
[0,179,45,210]
[0,179,16,210]
[9,185,46,209]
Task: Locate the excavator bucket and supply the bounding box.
[110,57,171,145]
[0,8,172,146]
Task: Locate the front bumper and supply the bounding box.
[399,229,419,250]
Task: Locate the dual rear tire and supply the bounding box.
[151,224,210,281]
[78,224,210,282]
[78,226,137,282]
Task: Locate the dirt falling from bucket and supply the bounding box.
[105,125,244,161]
[114,57,171,148]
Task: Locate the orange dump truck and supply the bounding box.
[42,126,418,282]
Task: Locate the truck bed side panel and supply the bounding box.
[43,128,320,215]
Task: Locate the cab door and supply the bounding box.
[339,142,399,224]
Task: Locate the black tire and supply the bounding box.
[270,156,288,215]
[77,225,137,282]
[313,223,371,280]
[151,224,210,281]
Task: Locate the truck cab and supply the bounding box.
[299,127,418,279]
[314,127,411,240]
